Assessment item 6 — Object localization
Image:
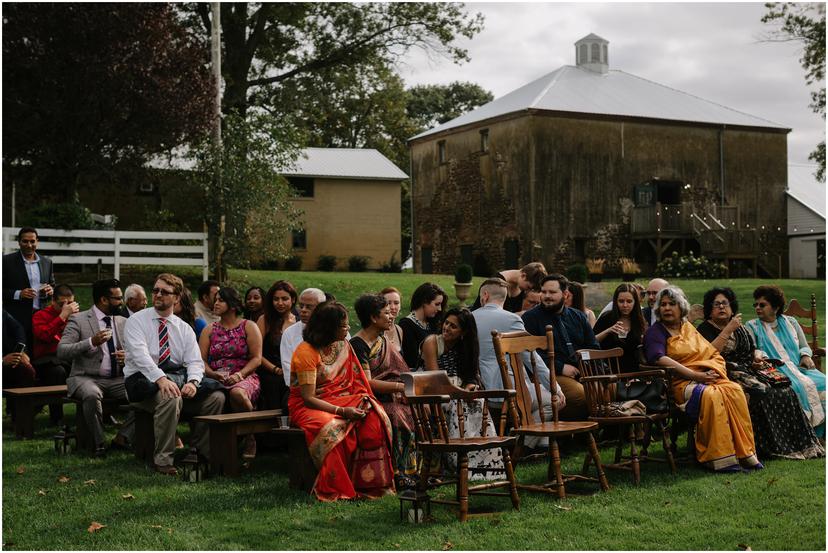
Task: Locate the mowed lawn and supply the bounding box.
[3,271,825,550]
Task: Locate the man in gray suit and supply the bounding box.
[58,278,134,456]
[472,278,565,448]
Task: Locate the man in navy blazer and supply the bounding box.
[2,227,55,350]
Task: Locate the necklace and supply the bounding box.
[320,341,343,365]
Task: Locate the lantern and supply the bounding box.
[53,425,76,455]
[398,488,431,523]
[181,447,206,482]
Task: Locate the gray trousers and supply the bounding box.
[131,390,225,467]
[67,375,135,448]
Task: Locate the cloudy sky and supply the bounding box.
[397,2,824,166]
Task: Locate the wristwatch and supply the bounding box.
[188,379,199,387]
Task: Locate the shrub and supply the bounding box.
[347,255,370,272]
[283,255,302,271]
[379,253,402,273]
[317,254,337,272]
[565,263,587,284]
[655,251,727,279]
[24,201,94,230]
[619,257,641,275]
[454,263,473,283]
[586,257,605,274]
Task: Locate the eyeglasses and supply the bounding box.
[152,288,176,297]
[753,302,769,308]
[712,301,730,308]
[108,295,124,301]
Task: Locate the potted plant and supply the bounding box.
[453,263,474,304]
[586,258,605,282]
[619,257,641,282]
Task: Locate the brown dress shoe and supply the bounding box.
[154,464,178,476]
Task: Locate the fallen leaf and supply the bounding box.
[442,540,453,551]
[723,480,731,486]
[87,522,105,533]
[167,528,173,535]
[393,544,401,549]
[555,504,573,511]
[737,544,752,551]
[37,489,47,496]
[149,525,163,529]
[121,493,135,500]
[663,501,672,506]
[16,465,25,475]
[775,511,784,516]
[766,477,778,488]
[58,475,71,483]
[84,479,96,486]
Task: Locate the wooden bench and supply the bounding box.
[193,410,283,477]
[271,426,317,493]
[785,294,824,371]
[3,385,73,438]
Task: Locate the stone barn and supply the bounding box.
[408,34,791,277]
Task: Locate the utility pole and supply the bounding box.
[210,2,225,282]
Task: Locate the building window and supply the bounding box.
[288,176,314,198]
[139,181,155,193]
[504,239,519,268]
[438,140,447,164]
[480,129,489,153]
[421,246,433,274]
[591,43,600,63]
[292,229,307,250]
[579,44,588,64]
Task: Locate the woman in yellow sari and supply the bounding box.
[644,286,761,472]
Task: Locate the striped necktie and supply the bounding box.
[158,317,170,366]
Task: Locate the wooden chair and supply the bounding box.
[577,347,676,484]
[401,371,520,522]
[785,294,824,371]
[491,326,609,498]
[688,304,704,324]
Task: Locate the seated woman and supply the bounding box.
[471,262,547,313]
[593,283,647,372]
[745,285,826,438]
[289,301,395,501]
[174,287,207,339]
[399,282,447,368]
[420,307,505,480]
[256,281,297,412]
[199,287,263,459]
[565,281,596,327]
[644,286,761,472]
[381,287,404,353]
[351,294,417,489]
[243,286,265,323]
[697,287,823,459]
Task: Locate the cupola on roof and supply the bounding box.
[575,33,609,74]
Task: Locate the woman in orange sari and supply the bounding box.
[644,286,761,472]
[289,300,395,501]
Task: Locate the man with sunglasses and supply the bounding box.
[58,279,134,456]
[122,273,224,475]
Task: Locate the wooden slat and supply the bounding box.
[118,257,204,265]
[118,244,204,254]
[3,385,68,396]
[193,409,281,424]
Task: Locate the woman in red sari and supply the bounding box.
[289,300,395,501]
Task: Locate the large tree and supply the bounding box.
[763,2,826,181]
[3,3,215,199]
[406,81,494,131]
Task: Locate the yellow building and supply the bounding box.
[282,148,406,271]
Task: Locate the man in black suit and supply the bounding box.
[2,227,55,350]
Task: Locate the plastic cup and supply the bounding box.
[280,416,290,428]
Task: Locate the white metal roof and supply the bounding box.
[787,163,826,219]
[281,148,408,180]
[411,65,789,140]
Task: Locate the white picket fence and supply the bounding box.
[2,228,209,281]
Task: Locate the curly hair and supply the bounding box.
[702,287,739,320]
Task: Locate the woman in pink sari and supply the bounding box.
[289,301,395,501]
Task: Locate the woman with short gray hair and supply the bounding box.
[653,286,691,321]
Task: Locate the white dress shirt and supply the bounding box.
[15,252,43,309]
[123,308,204,384]
[280,321,305,387]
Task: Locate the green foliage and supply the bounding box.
[379,253,402,273]
[565,263,588,284]
[138,208,191,233]
[283,255,302,271]
[763,2,826,181]
[347,255,370,272]
[317,255,337,272]
[454,263,473,283]
[406,81,494,130]
[23,200,94,230]
[655,251,728,279]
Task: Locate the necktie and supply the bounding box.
[158,317,171,366]
[102,316,118,377]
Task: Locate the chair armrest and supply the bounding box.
[581,375,618,384]
[814,347,825,358]
[617,369,666,379]
[451,388,516,400]
[403,394,452,404]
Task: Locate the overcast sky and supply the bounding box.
[397,2,825,167]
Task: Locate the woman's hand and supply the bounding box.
[274,366,284,376]
[724,314,743,333]
[610,321,626,335]
[339,406,367,420]
[800,355,816,370]
[463,383,479,391]
[696,369,719,383]
[227,372,244,385]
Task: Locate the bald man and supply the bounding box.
[642,278,669,325]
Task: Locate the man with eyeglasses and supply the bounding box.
[58,279,134,456]
[121,273,224,475]
[642,278,669,326]
[280,288,327,387]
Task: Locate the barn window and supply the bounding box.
[288,176,314,198]
[480,129,489,153]
[292,229,307,250]
[438,140,447,164]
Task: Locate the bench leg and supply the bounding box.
[210,425,239,477]
[133,411,155,464]
[14,398,35,439]
[287,433,317,492]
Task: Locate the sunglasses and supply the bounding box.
[752,302,769,308]
[152,288,176,297]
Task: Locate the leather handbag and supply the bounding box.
[599,399,647,418]
[616,377,668,413]
[350,446,393,491]
[752,360,791,388]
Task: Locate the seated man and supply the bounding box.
[32,284,78,425]
[57,279,134,456]
[280,287,326,387]
[124,284,147,317]
[522,274,598,420]
[473,278,565,448]
[194,280,220,325]
[122,273,224,475]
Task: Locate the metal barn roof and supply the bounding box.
[787,163,826,219]
[411,65,789,140]
[281,148,408,180]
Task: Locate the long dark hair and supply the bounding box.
[216,287,244,316]
[568,281,586,311]
[177,287,197,329]
[410,282,448,330]
[443,307,480,386]
[244,286,266,320]
[610,283,646,342]
[263,280,298,342]
[303,301,348,349]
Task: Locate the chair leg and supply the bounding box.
[660,419,677,474]
[627,425,640,486]
[581,450,592,476]
[501,447,520,511]
[614,428,624,464]
[549,438,566,500]
[586,432,610,492]
[457,453,469,522]
[641,421,653,456]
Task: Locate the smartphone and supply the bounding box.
[14,342,26,354]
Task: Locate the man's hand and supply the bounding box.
[40,284,54,297]
[20,288,37,299]
[91,329,112,347]
[156,376,181,399]
[60,301,80,320]
[561,364,580,378]
[114,349,126,364]
[3,352,23,367]
[181,382,197,399]
[553,389,567,411]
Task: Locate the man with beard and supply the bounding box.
[521,274,597,420]
[58,279,135,456]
